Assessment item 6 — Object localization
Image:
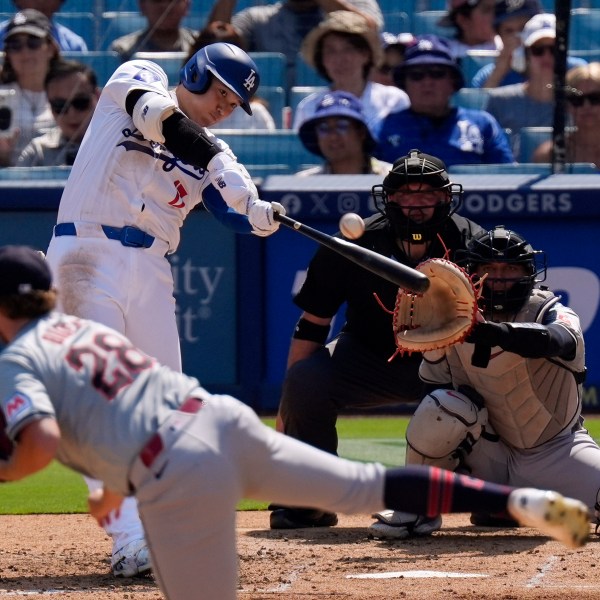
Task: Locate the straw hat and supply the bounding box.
[301,11,383,72]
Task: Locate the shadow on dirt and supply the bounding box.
[0,573,156,593]
[244,524,560,557]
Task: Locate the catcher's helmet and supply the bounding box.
[180,42,260,115]
[461,226,547,314]
[371,149,463,244]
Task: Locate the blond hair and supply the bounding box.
[567,62,600,91]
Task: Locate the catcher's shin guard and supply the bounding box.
[406,388,488,470]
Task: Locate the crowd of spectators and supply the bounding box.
[0,0,599,170]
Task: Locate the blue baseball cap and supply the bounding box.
[298,91,375,157]
[494,0,542,28]
[394,35,465,89]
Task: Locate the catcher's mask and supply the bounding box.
[460,225,547,315]
[372,149,463,244]
[180,42,259,115]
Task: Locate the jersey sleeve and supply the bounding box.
[419,349,452,386]
[542,302,582,363]
[0,357,55,443]
[102,60,171,112]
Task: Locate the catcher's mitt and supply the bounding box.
[390,258,481,355]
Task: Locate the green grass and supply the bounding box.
[2,416,599,514]
[0,461,88,514]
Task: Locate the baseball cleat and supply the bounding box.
[507,488,590,549]
[111,538,152,577]
[368,511,442,540]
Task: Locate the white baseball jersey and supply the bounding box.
[55,59,231,253]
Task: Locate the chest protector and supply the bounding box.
[447,289,585,449]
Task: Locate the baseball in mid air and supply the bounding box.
[339,212,365,240]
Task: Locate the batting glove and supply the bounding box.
[207,151,258,213]
[248,201,286,237]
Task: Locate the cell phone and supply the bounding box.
[0,89,17,139]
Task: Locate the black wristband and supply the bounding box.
[292,318,330,344]
[466,321,509,347]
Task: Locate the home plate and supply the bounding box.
[347,570,488,579]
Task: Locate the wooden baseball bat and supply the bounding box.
[274,212,430,294]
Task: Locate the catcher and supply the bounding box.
[272,149,485,535]
[387,226,600,538]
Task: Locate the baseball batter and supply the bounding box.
[44,42,284,576]
[405,226,600,529]
[0,246,590,600]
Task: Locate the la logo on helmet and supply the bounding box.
[243,70,257,92]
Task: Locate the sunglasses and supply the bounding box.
[4,36,45,52]
[529,44,555,57]
[315,119,355,136]
[49,95,93,114]
[404,67,450,82]
[567,92,600,107]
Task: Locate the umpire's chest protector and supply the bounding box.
[446,290,584,449]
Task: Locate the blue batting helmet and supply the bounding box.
[180,42,260,115]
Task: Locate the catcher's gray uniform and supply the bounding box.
[0,312,386,600]
[419,289,600,511]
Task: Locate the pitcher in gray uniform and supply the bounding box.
[401,226,600,536]
[0,245,591,600]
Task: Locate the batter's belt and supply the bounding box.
[128,396,204,492]
[54,222,170,255]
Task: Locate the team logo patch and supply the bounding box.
[3,393,32,422]
[243,69,257,92]
[134,68,161,84]
[168,179,188,208]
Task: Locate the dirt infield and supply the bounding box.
[0,512,598,599]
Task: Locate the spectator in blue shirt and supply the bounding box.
[375,35,514,167]
[0,1,88,52]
